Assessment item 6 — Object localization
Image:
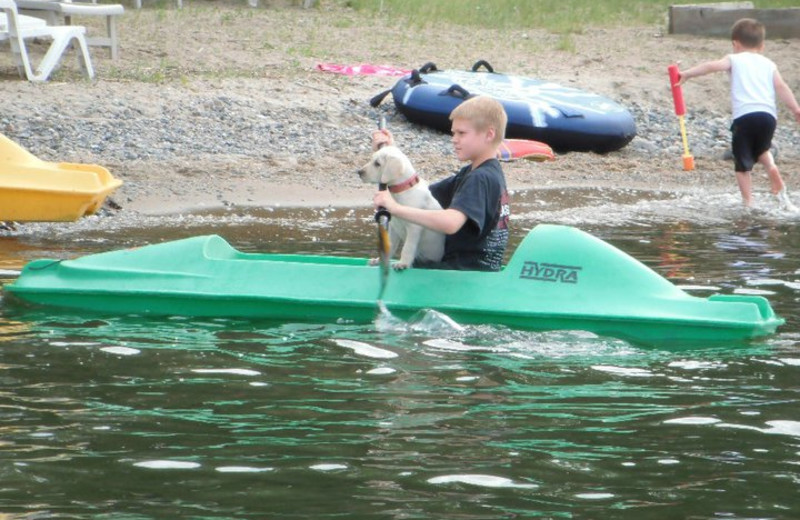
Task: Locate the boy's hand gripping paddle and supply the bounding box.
[374,116,391,302]
[668,64,695,171]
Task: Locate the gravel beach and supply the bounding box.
[2,1,799,215]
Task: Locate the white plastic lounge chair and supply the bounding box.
[16,0,124,59]
[244,0,315,7]
[0,9,45,30]
[0,0,94,81]
[133,0,182,8]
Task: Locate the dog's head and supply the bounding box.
[357,146,415,186]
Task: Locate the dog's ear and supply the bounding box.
[381,153,406,184]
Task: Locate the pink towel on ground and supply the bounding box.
[316,63,412,77]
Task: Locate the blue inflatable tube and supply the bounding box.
[376,61,637,154]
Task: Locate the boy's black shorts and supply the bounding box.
[730,111,776,172]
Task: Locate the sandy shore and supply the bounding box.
[2,1,799,215]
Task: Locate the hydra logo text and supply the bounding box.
[519,262,581,284]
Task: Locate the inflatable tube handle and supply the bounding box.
[668,64,686,116]
[471,60,494,73]
[369,89,391,107]
[441,84,472,99]
[407,69,427,86]
[369,67,430,107]
[419,62,438,74]
[556,106,585,119]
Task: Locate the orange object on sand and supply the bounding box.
[497,139,555,162]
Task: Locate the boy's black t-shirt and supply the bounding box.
[428,158,509,271]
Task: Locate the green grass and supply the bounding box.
[556,33,576,53]
[344,0,800,33]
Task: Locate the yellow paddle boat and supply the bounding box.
[0,133,122,222]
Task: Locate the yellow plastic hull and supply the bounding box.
[1,134,122,222]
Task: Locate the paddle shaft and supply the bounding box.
[374,116,391,300]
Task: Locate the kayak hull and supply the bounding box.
[8,289,781,346]
[4,224,784,346]
[1,134,122,221]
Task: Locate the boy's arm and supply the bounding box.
[774,69,800,124]
[373,191,467,235]
[679,56,731,84]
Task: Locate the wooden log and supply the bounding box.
[669,3,800,39]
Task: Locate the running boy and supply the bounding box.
[372,96,510,271]
[679,18,800,210]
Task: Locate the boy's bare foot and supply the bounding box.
[775,188,798,212]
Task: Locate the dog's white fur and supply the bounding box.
[358,146,445,269]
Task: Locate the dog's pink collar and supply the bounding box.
[388,174,420,194]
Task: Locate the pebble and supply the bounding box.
[2,90,798,174]
[627,102,799,161]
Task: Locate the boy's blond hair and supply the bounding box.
[731,18,765,48]
[449,96,507,146]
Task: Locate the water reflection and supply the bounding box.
[0,187,799,518]
[0,301,798,517]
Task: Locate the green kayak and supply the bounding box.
[3,224,784,346]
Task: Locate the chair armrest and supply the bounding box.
[15,0,62,11]
[57,3,124,15]
[16,0,124,16]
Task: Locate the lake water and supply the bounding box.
[1,187,799,519]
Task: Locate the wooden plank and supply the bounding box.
[669,3,800,39]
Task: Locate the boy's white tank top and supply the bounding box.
[729,52,777,120]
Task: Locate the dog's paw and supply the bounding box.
[368,257,381,266]
[393,262,411,270]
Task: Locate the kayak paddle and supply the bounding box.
[374,116,391,302]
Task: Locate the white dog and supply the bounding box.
[358,146,445,269]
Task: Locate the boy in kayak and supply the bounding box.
[372,95,510,271]
[679,18,800,210]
